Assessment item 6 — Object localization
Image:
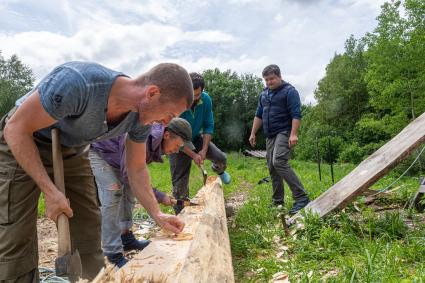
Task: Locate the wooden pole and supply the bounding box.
[289,112,425,223]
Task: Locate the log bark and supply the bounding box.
[93,177,234,283]
[289,112,425,223]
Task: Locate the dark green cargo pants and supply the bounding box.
[0,109,103,282]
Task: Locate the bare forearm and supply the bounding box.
[251,117,262,136]
[128,167,161,220]
[290,119,301,136]
[182,146,196,158]
[4,129,56,195]
[202,134,212,151]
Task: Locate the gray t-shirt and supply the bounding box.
[16,61,151,147]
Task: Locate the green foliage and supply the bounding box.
[296,0,425,171]
[361,210,408,240]
[365,0,425,122]
[338,142,366,163]
[314,35,369,131]
[353,116,391,145]
[223,154,425,282]
[202,69,265,151]
[0,52,34,116]
[38,194,45,216]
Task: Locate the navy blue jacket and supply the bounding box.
[255,82,302,138]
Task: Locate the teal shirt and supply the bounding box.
[180,91,214,141]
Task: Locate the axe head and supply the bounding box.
[177,198,200,207]
[200,165,207,185]
[55,249,82,282]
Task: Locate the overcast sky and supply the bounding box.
[0,0,387,103]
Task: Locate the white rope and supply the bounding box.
[377,144,425,194]
[39,267,69,283]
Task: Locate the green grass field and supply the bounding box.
[38,152,425,282]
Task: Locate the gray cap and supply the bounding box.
[167,118,195,150]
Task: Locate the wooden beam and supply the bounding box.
[289,112,425,223]
[93,177,234,283]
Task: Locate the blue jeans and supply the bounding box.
[89,150,135,254]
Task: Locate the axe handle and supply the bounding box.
[198,164,207,185]
[52,128,72,257]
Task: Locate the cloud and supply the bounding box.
[0,20,239,81]
[0,0,387,103]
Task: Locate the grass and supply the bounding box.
[38,152,425,282]
[223,153,425,282]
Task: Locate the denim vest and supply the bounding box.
[255,82,302,138]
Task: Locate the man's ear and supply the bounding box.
[146,85,161,100]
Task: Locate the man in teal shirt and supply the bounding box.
[169,72,231,214]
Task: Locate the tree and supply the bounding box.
[364,0,425,136]
[0,52,34,116]
[314,35,369,135]
[203,69,264,151]
[298,0,425,166]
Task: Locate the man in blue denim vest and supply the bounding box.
[0,61,193,282]
[249,64,309,215]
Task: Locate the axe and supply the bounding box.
[171,198,200,207]
[52,128,82,282]
[198,164,207,186]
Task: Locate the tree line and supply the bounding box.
[296,0,425,173]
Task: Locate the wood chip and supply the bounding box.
[159,229,194,241]
[173,233,193,241]
[271,272,290,283]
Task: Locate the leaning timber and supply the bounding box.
[92,177,234,283]
[289,112,425,223]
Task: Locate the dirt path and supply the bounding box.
[38,217,58,269]
[225,180,251,219]
[37,215,156,271]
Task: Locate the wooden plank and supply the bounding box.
[290,112,425,222]
[94,177,234,283]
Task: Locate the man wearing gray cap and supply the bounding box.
[90,118,194,267]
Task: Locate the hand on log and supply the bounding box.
[155,213,185,234]
[161,195,177,206]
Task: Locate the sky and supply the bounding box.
[0,0,387,104]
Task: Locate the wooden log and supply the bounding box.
[95,177,234,283]
[289,112,425,223]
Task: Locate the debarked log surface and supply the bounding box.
[92,177,234,283]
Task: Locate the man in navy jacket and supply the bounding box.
[249,64,309,214]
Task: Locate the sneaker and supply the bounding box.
[105,252,128,268]
[121,231,151,251]
[288,197,310,215]
[219,171,231,184]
